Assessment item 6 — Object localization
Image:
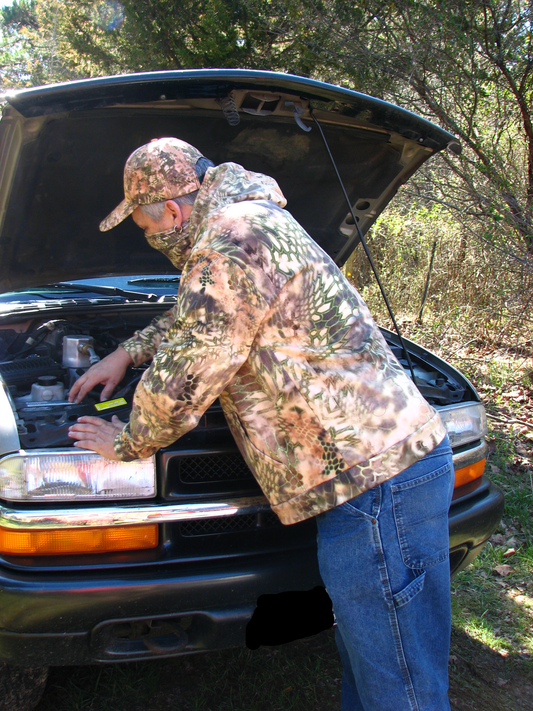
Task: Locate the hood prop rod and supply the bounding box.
[311,112,418,387]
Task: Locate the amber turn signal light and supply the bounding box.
[454,458,486,489]
[0,524,158,556]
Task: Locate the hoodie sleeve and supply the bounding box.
[114,252,268,460]
[119,308,178,366]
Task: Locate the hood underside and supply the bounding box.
[0,70,456,293]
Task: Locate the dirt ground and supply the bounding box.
[25,626,532,711]
[448,629,533,711]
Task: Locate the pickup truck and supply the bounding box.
[0,70,504,710]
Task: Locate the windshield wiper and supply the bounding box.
[127,277,180,285]
[51,282,160,302]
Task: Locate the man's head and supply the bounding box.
[99,137,212,233]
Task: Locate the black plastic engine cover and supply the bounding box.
[0,356,64,389]
[18,400,133,448]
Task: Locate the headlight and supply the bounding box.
[438,403,487,448]
[0,450,156,502]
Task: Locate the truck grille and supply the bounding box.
[160,447,263,500]
[179,453,253,484]
[180,511,281,537]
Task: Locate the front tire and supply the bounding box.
[0,662,48,711]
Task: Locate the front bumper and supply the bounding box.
[0,548,323,666]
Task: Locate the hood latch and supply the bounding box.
[285,101,312,132]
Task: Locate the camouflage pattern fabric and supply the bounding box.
[117,162,447,525]
[120,308,177,366]
[100,137,203,232]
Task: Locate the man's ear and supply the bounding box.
[165,199,182,225]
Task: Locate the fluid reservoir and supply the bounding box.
[31,375,65,402]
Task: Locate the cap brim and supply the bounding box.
[99,198,136,232]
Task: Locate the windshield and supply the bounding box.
[0,275,180,303]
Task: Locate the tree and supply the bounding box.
[244,0,533,261]
[1,0,86,86]
[0,0,37,88]
[3,0,332,80]
[36,0,285,75]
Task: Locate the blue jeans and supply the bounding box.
[316,436,454,711]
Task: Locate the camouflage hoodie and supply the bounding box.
[116,162,447,524]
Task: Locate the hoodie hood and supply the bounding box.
[143,162,287,271]
[193,162,287,222]
[165,162,287,269]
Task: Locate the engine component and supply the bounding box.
[62,336,100,368]
[16,398,132,448]
[0,356,64,389]
[31,375,65,402]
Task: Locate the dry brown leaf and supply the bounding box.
[494,564,513,577]
[515,442,530,457]
[503,548,516,558]
[490,534,506,546]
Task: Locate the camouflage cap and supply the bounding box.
[99,137,204,231]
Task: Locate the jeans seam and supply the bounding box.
[421,446,452,459]
[339,502,376,522]
[372,481,382,518]
[373,517,420,711]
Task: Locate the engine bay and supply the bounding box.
[0,313,149,449]
[0,309,467,451]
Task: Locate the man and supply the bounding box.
[69,137,454,711]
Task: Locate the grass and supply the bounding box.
[406,320,533,705]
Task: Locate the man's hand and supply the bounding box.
[68,415,125,460]
[68,346,133,403]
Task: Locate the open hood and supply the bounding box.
[0,70,457,293]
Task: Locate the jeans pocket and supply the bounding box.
[391,462,452,570]
[338,484,377,520]
[392,570,426,609]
